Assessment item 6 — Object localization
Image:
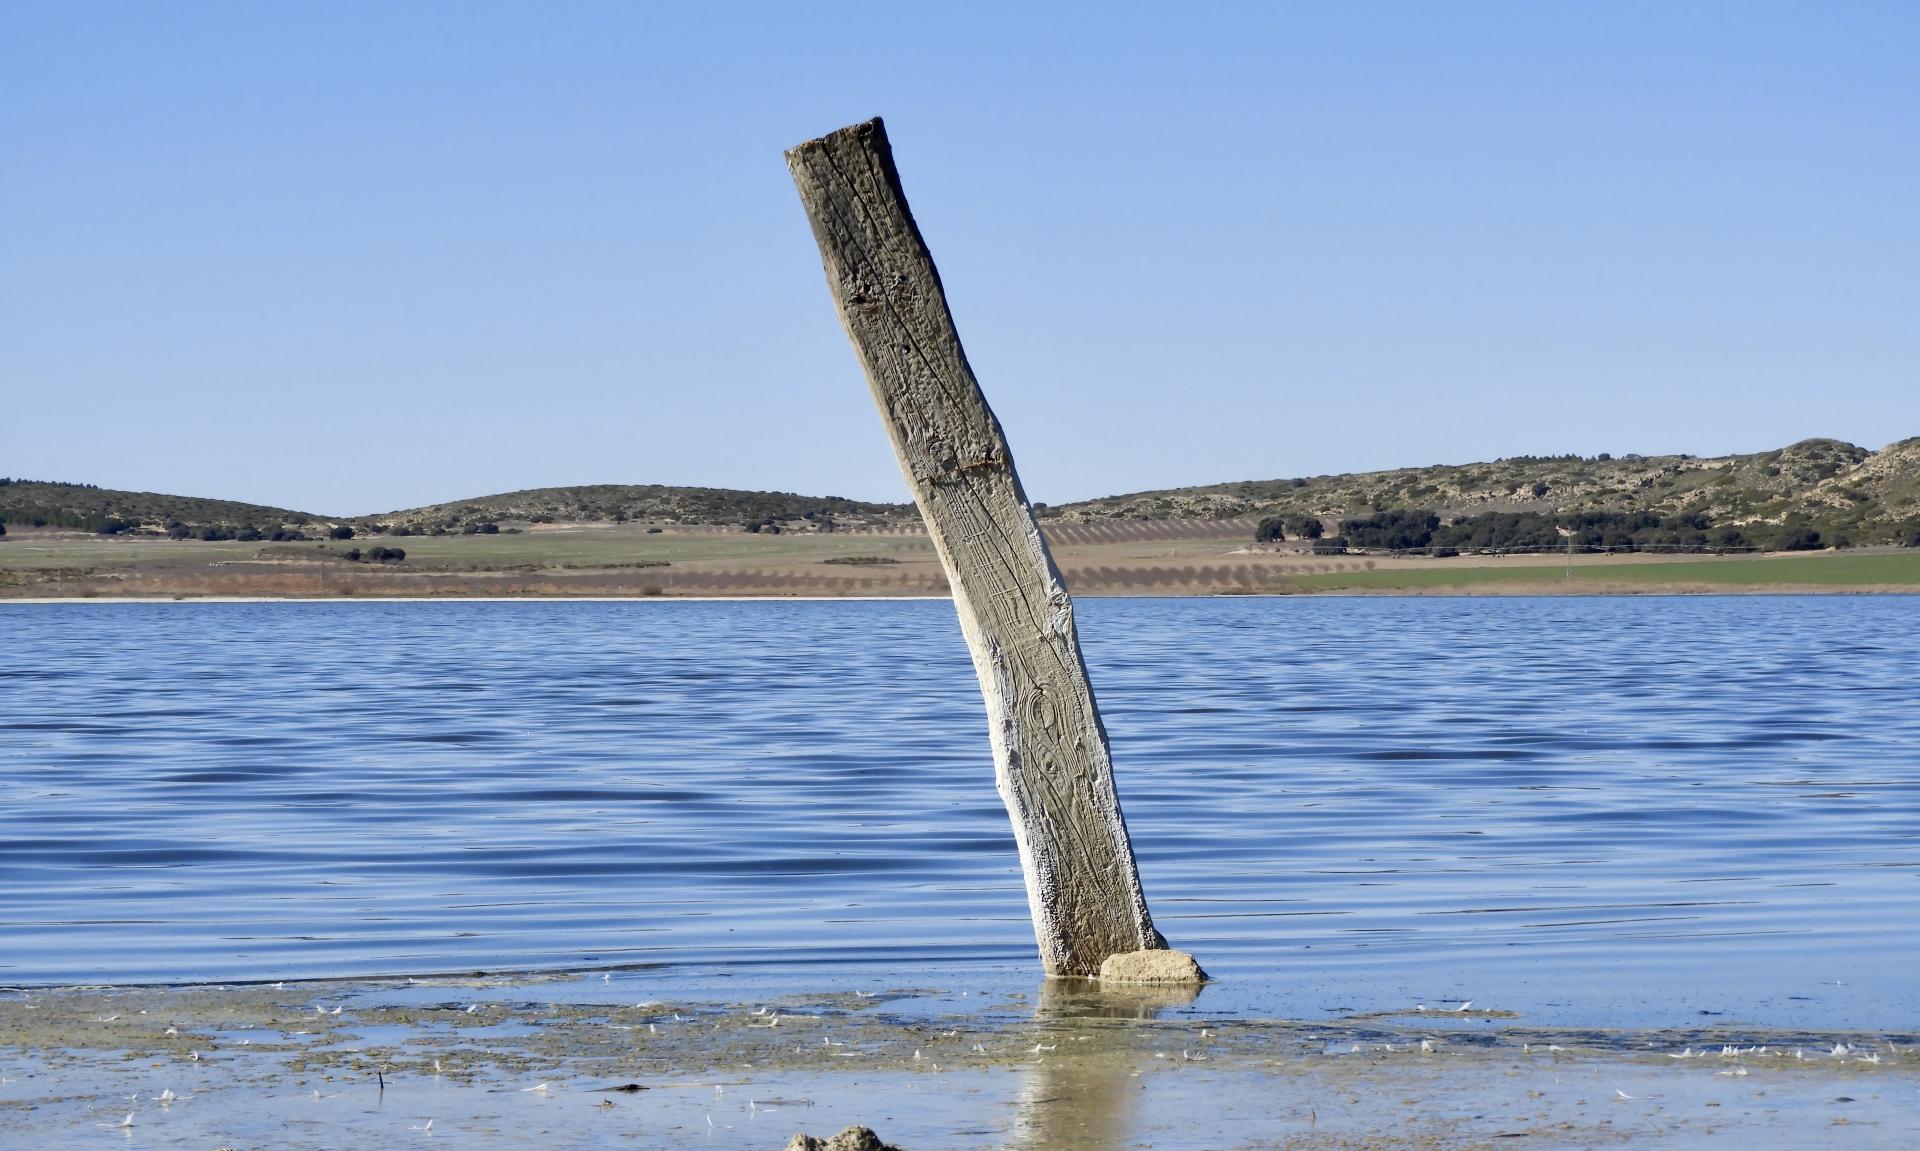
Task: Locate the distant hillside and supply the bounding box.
[0,478,915,538]
[368,484,916,534]
[0,479,311,537]
[10,434,1918,550]
[1038,437,1920,550]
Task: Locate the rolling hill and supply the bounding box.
[1036,437,1920,550]
[7,434,1918,550]
[0,479,917,538]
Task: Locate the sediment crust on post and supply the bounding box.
[786,117,1164,975]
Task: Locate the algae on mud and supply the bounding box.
[4,975,1917,1148]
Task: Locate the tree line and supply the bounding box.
[1259,508,1888,554]
[0,506,139,534]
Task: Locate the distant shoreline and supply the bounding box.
[6,584,1918,605]
[5,519,1917,601]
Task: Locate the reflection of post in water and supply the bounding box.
[1010,978,1204,1150]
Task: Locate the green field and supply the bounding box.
[1286,550,1920,592]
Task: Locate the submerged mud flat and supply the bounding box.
[4,977,1917,1149]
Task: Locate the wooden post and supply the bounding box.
[787,118,1187,977]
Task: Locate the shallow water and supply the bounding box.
[7,978,1917,1150]
[3,597,1917,1029]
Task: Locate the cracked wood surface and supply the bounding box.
[786,117,1161,975]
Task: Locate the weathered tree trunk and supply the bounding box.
[786,118,1162,975]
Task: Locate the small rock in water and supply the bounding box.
[782,1125,903,1151]
[1098,949,1207,984]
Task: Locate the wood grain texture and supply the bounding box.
[786,117,1162,975]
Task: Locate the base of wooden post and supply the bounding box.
[1097,949,1208,984]
[783,1126,902,1151]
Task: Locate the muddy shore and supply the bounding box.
[5,975,1914,1148]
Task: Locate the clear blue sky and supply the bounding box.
[3,2,1915,515]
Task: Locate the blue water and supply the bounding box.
[3,597,1917,1030]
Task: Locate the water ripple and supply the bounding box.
[2,596,1917,1027]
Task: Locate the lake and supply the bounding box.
[3,596,1916,1030]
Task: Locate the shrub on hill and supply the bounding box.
[1328,508,1780,553]
[1437,512,1566,551]
[1256,514,1325,542]
[1,505,130,532]
[1340,510,1442,550]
